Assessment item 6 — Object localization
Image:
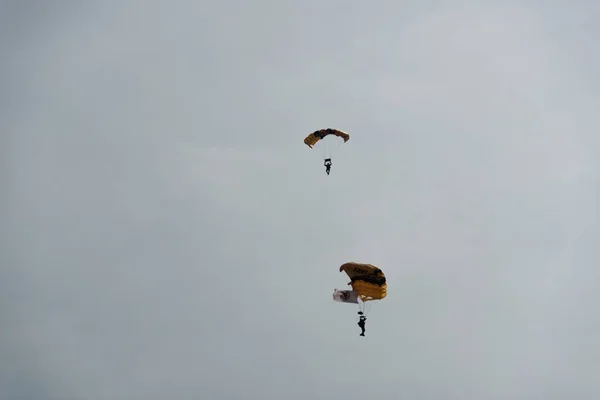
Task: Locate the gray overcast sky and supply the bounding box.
[2,1,599,399]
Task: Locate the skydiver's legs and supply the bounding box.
[358,316,366,336]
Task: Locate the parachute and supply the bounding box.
[304,128,350,148]
[304,128,350,175]
[335,262,387,316]
[339,262,387,301]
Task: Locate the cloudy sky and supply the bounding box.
[3,1,599,399]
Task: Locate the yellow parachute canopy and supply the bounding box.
[339,262,387,302]
[304,128,350,148]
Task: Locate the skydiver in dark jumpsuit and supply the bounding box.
[358,316,367,336]
[324,158,332,175]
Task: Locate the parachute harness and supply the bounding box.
[304,128,349,176]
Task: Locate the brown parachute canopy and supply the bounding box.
[339,262,387,301]
[304,128,350,148]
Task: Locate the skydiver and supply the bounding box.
[324,158,332,175]
[358,316,367,336]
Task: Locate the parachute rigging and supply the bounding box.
[304,128,350,175]
[334,262,387,316]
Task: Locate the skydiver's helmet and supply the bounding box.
[358,311,363,315]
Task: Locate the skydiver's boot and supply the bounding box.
[360,333,365,336]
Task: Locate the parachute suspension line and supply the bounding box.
[335,136,343,152]
[322,136,344,161]
[364,301,373,317]
[358,300,369,315]
[357,300,373,317]
[323,138,332,160]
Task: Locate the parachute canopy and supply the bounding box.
[304,128,350,148]
[339,262,387,302]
